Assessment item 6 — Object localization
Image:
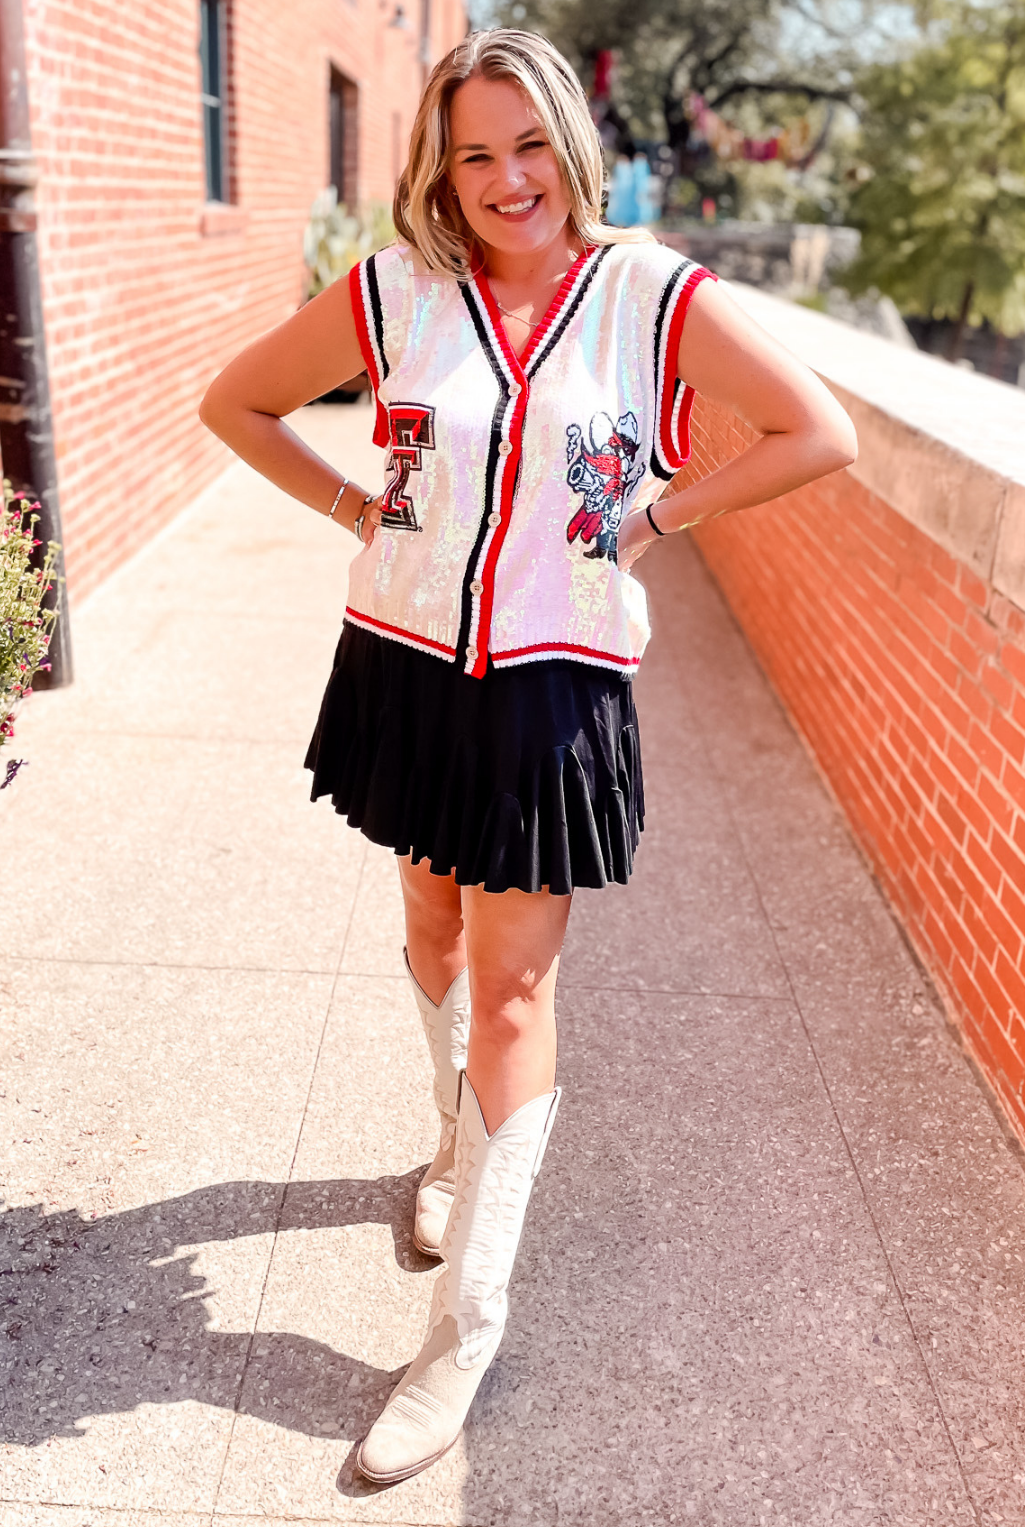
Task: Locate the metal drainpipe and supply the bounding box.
[0,0,72,687]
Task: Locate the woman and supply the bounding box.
[200,28,856,1484]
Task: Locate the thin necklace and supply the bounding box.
[491,251,581,328]
[493,297,541,330]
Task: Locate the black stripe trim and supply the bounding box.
[366,253,388,380]
[649,260,690,479]
[461,280,514,389]
[525,246,609,380]
[456,284,510,665]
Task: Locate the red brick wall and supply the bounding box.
[23,0,465,602]
[681,397,1025,1141]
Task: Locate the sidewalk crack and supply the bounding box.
[208,835,370,1511]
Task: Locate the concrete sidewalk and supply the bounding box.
[2,403,1025,1527]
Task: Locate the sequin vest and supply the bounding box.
[345,239,714,679]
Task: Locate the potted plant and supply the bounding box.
[1,481,63,791]
[302,190,394,403]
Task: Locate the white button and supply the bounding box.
[488,512,501,527]
[508,381,522,396]
[466,646,477,661]
[470,579,484,596]
[498,440,512,456]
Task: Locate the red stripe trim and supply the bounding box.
[465,248,598,679]
[472,272,525,384]
[670,383,697,466]
[472,244,596,383]
[469,394,526,678]
[348,263,389,448]
[657,266,716,470]
[493,640,637,666]
[345,606,457,657]
[464,281,528,678]
[520,245,595,370]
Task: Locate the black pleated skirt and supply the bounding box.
[303,622,644,894]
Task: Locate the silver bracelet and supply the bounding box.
[353,493,376,543]
[328,478,349,520]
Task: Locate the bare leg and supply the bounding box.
[356,878,571,1482]
[461,884,572,1134]
[398,855,465,1003]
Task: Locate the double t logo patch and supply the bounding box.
[381,403,436,531]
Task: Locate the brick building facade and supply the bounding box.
[22,0,465,603]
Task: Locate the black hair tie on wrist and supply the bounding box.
[645,504,665,537]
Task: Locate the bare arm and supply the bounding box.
[198,275,384,541]
[618,278,858,570]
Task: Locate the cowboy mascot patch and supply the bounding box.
[565,411,645,564]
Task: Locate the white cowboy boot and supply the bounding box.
[404,948,471,1257]
[356,1074,561,1483]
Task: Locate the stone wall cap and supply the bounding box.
[727,282,1025,491]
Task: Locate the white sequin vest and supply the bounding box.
[346,239,714,679]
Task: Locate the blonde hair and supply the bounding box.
[394,28,654,279]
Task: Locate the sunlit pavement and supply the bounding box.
[3,403,1025,1526]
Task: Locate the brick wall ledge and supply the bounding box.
[728,283,1025,610]
[677,287,1025,1144]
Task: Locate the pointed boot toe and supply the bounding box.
[355,1317,478,1482]
[354,1402,458,1483]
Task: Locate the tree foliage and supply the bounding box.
[483,0,922,222]
[486,0,883,159]
[479,0,1025,342]
[843,3,1025,343]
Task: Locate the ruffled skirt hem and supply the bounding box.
[304,623,644,895]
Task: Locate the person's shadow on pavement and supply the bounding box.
[0,1171,431,1450]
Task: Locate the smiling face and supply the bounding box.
[447,75,574,261]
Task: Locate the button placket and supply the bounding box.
[466,371,525,678]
